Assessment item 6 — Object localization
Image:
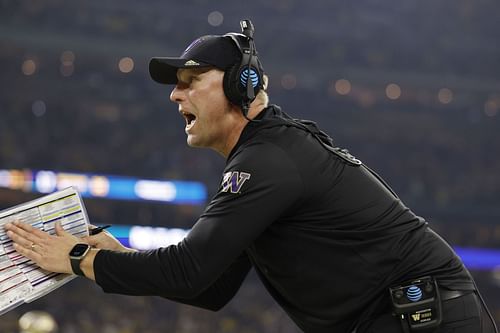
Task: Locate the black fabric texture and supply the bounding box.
[94,104,474,332]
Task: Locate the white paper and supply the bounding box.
[0,187,90,315]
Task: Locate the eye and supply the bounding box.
[178,70,205,85]
[182,75,197,85]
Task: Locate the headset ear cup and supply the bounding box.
[223,64,262,108]
[223,63,245,106]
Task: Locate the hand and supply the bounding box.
[5,221,82,274]
[83,224,136,252]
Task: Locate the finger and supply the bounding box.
[87,225,99,236]
[5,223,42,244]
[55,221,70,237]
[31,243,42,253]
[12,221,47,239]
[82,235,102,247]
[6,229,37,249]
[13,242,43,263]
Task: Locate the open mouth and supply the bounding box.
[181,111,197,130]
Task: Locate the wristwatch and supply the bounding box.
[69,243,91,276]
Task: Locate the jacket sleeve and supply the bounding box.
[165,252,251,311]
[93,142,303,308]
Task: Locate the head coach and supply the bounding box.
[6,20,497,333]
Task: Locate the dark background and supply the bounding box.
[0,0,499,331]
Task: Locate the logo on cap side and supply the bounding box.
[184,60,200,66]
[183,37,205,55]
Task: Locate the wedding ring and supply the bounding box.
[30,243,36,251]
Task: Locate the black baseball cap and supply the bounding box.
[149,35,242,85]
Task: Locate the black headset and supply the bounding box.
[222,20,265,116]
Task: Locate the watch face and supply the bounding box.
[70,243,89,257]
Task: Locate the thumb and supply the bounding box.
[55,221,70,236]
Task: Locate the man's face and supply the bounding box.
[170,68,241,155]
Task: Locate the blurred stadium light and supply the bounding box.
[0,169,206,205]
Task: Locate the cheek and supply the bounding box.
[188,85,224,107]
[200,92,229,118]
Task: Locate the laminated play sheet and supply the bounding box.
[0,187,89,315]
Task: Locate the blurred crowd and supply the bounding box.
[0,0,499,330]
[1,273,303,333]
[0,271,498,333]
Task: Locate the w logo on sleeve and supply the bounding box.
[221,171,251,194]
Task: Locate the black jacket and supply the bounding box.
[95,105,471,332]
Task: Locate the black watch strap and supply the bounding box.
[70,257,86,276]
[69,243,91,277]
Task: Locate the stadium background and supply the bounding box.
[0,0,499,331]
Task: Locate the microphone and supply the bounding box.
[240,20,256,104]
[240,20,254,39]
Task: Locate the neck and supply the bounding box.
[216,101,267,158]
[246,100,267,120]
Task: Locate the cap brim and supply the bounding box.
[149,57,212,84]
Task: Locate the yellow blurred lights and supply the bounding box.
[60,50,75,65]
[438,88,453,104]
[118,57,134,73]
[89,176,110,197]
[385,83,401,100]
[484,100,498,117]
[22,59,37,76]
[0,169,32,191]
[335,79,351,95]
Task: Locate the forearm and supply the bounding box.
[91,248,251,310]
[93,244,213,298]
[166,253,252,311]
[80,247,136,281]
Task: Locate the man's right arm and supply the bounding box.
[81,249,252,311]
[166,252,252,311]
[78,236,251,311]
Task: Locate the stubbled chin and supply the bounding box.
[186,134,200,147]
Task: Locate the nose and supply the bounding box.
[170,84,185,103]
